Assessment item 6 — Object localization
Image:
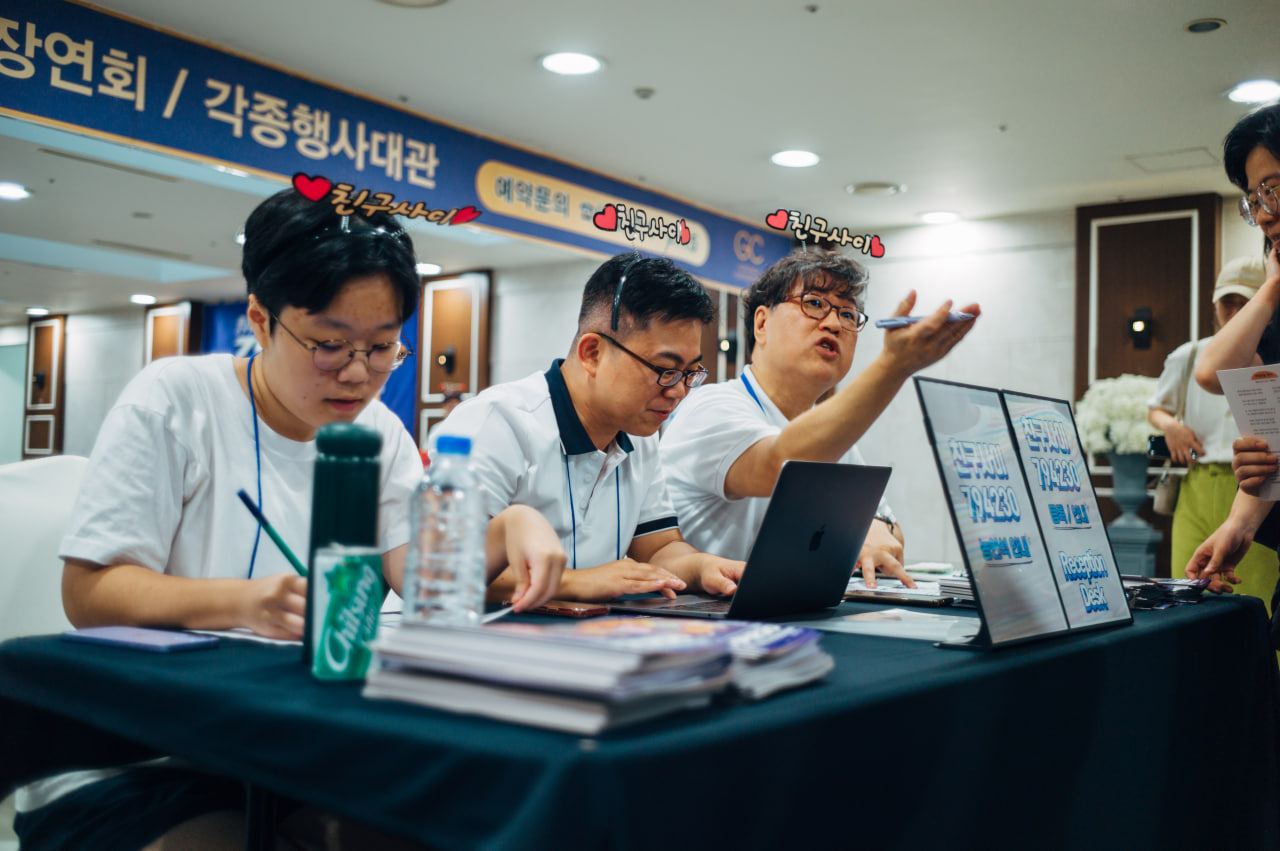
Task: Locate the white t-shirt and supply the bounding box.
[1147,338,1238,465]
[23,353,422,815]
[59,353,422,580]
[430,361,679,571]
[659,364,894,561]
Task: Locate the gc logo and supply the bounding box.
[733,230,764,265]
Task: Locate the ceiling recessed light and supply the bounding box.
[416,262,442,275]
[540,53,603,75]
[26,307,49,317]
[1229,79,1280,104]
[130,294,158,305]
[1184,18,1225,34]
[846,182,904,196]
[920,211,960,225]
[771,150,820,168]
[0,182,31,201]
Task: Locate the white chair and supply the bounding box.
[0,455,88,641]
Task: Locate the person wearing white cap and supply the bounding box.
[1149,256,1277,603]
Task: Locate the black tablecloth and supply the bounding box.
[3,597,1279,850]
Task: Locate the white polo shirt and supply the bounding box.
[430,360,679,570]
[659,364,894,561]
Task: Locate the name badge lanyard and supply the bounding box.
[246,352,264,578]
[740,371,766,414]
[563,453,621,572]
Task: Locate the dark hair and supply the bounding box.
[1224,102,1280,191]
[741,251,868,357]
[577,254,715,336]
[241,188,420,326]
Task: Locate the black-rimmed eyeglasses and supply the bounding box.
[598,333,708,388]
[270,311,414,373]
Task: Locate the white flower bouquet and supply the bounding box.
[1074,374,1158,455]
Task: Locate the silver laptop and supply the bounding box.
[609,461,891,620]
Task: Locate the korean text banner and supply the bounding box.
[0,0,789,287]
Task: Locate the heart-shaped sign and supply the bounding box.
[765,209,789,230]
[869,235,885,258]
[451,205,482,225]
[292,173,332,202]
[593,204,619,231]
[678,219,691,245]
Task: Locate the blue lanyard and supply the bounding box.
[246,353,263,578]
[740,372,766,414]
[563,455,621,571]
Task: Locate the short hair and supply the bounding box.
[241,188,420,327]
[576,254,715,337]
[1224,102,1280,191]
[741,251,869,357]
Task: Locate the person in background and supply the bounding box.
[429,253,745,603]
[424,387,465,448]
[18,189,562,851]
[1149,257,1277,609]
[659,250,979,585]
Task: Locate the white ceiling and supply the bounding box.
[0,0,1275,325]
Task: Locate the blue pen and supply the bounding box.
[236,489,308,578]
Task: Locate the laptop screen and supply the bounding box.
[915,377,1069,645]
[1000,391,1131,630]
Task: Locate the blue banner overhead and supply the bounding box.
[0,0,790,287]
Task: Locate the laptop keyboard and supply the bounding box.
[666,600,731,613]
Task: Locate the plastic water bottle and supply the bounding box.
[403,435,486,626]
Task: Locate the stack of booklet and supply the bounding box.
[726,622,833,700]
[938,573,975,603]
[365,617,829,734]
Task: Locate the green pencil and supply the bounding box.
[237,489,309,578]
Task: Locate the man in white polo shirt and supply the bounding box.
[432,253,744,602]
[660,251,980,586]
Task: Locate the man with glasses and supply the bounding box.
[660,251,979,586]
[431,253,745,603]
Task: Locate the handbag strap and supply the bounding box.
[1159,339,1199,474]
[1175,339,1197,422]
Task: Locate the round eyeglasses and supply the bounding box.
[270,312,413,373]
[783,293,868,332]
[1240,182,1280,227]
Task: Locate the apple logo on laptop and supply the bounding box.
[808,524,826,552]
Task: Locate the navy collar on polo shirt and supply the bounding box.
[544,359,635,455]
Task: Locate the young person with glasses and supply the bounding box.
[1185,104,1280,622]
[659,251,979,586]
[23,188,562,851]
[428,253,745,604]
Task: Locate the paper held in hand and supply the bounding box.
[1217,363,1280,501]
